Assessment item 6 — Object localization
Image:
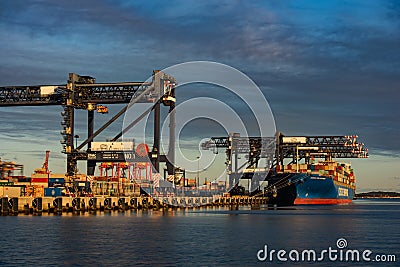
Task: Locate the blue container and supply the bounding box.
[48,178,65,183]
[44,187,62,197]
[48,178,65,187]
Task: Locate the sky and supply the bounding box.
[0,0,399,192]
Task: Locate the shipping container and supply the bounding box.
[48,178,65,183]
[30,182,48,188]
[48,178,65,187]
[31,173,49,179]
[15,181,30,186]
[31,178,49,183]
[282,136,307,144]
[49,174,65,179]
[94,176,108,181]
[0,186,22,197]
[40,85,58,96]
[90,141,134,151]
[44,187,62,197]
[48,182,65,187]
[0,181,14,186]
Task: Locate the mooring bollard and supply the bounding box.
[24,203,30,215]
[0,197,9,215]
[130,197,138,209]
[104,197,112,211]
[32,197,43,215]
[89,197,97,211]
[8,197,18,215]
[53,197,63,214]
[142,197,148,209]
[118,197,125,211]
[72,197,81,213]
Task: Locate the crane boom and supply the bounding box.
[201,132,368,173]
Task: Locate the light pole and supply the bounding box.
[196,156,200,188]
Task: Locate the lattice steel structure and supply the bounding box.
[0,71,176,178]
[201,133,276,173]
[202,132,368,174]
[276,134,368,166]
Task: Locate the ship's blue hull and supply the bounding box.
[268,173,355,206]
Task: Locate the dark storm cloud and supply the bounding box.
[1,1,398,76]
[0,0,161,84]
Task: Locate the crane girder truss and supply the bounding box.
[201,136,276,170]
[70,82,155,108]
[279,135,369,161]
[0,82,154,107]
[202,133,368,172]
[0,85,63,106]
[202,137,275,155]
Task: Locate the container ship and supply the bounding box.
[265,160,355,206]
[201,133,368,206]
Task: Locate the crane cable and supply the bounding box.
[253,173,306,198]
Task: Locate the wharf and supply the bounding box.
[0,196,269,215]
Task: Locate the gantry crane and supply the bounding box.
[202,132,368,180]
[0,71,177,179]
[34,150,50,174]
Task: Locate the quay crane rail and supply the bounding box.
[0,71,177,178]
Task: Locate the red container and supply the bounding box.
[31,178,49,183]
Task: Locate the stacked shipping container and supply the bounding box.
[275,161,355,188]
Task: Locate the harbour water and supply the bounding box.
[0,199,399,266]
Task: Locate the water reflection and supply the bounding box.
[1,199,399,266]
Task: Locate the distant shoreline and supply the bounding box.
[355,196,400,199]
[355,191,400,199]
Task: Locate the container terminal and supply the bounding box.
[0,71,368,215]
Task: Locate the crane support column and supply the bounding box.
[167,87,176,175]
[64,73,77,177]
[87,109,96,175]
[152,101,161,172]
